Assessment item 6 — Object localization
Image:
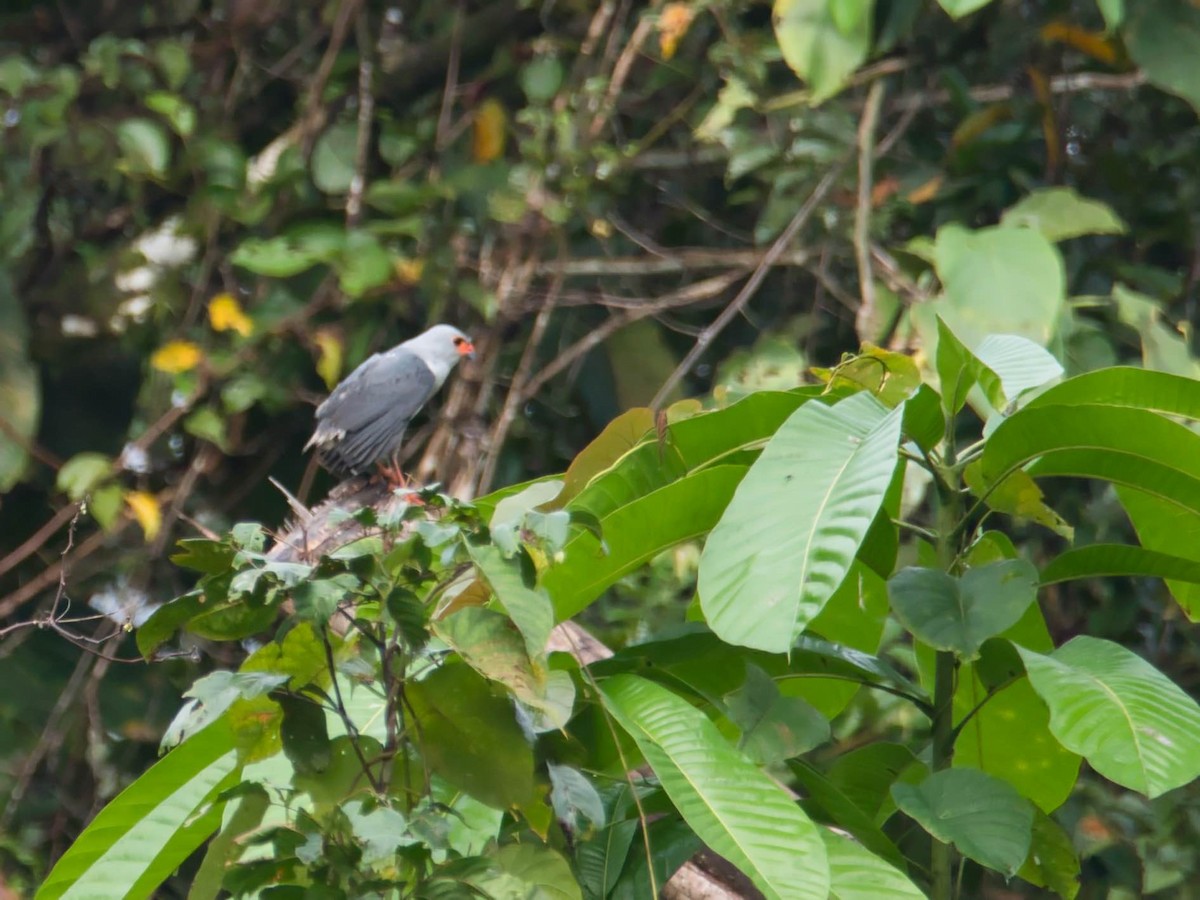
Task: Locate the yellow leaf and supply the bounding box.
[472,99,507,163]
[905,175,943,205]
[208,292,254,337]
[659,3,695,60]
[314,328,344,390]
[394,258,424,285]
[125,490,162,541]
[150,340,203,374]
[1040,21,1118,64]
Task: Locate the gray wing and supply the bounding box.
[306,347,437,476]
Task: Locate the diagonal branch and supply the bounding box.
[649,158,851,410]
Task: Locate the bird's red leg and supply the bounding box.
[375,453,424,504]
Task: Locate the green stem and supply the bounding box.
[930,418,962,900]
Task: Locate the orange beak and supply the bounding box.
[457,340,476,359]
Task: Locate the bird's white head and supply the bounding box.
[401,323,475,384]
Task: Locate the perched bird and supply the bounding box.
[305,323,475,482]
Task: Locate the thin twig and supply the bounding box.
[478,245,567,492]
[0,518,135,621]
[534,247,812,277]
[0,502,80,579]
[434,0,464,151]
[891,69,1147,112]
[588,14,654,140]
[520,269,747,402]
[649,159,850,409]
[346,8,375,227]
[854,81,886,342]
[300,0,364,152]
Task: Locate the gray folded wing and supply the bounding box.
[306,347,437,476]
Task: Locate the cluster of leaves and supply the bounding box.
[38,314,1200,899]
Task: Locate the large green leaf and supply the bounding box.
[38,720,239,900]
[1040,542,1200,588]
[542,465,746,620]
[892,768,1034,877]
[979,405,1200,515]
[887,560,1039,660]
[946,603,1082,814]
[773,0,871,104]
[924,224,1065,346]
[405,663,535,809]
[1001,187,1126,242]
[1017,637,1200,798]
[1024,366,1200,417]
[699,393,903,653]
[600,674,829,900]
[822,829,924,900]
[1116,487,1200,619]
[1125,0,1200,115]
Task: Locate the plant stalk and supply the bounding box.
[930,422,962,900]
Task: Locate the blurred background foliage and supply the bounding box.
[3,0,1200,894]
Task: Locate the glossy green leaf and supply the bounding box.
[406,663,535,809]
[1001,187,1126,242]
[822,828,924,899]
[773,0,871,103]
[1024,366,1200,417]
[37,720,239,900]
[700,393,902,653]
[1017,637,1200,798]
[972,334,1064,404]
[1040,543,1200,587]
[892,768,1034,877]
[888,560,1038,659]
[543,465,747,620]
[980,405,1200,515]
[601,675,828,899]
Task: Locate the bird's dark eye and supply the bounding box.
[453,336,464,345]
